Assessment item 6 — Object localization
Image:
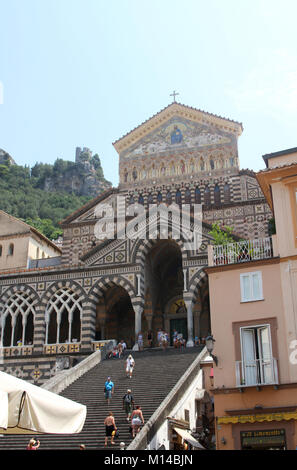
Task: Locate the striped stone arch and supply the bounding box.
[0,284,39,316]
[132,236,188,267]
[40,280,87,310]
[131,237,189,301]
[88,275,137,308]
[185,268,208,307]
[33,280,89,351]
[0,284,39,348]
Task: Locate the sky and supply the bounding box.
[0,0,297,186]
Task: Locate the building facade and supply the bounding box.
[0,102,271,385]
[206,147,297,450]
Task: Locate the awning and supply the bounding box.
[0,371,87,434]
[173,427,205,450]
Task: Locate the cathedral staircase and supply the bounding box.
[0,347,203,450]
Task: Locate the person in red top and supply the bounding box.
[27,438,40,450]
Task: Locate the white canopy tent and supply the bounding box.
[0,371,86,434]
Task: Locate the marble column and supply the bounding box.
[184,299,194,347]
[133,304,143,350]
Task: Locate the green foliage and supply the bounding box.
[0,157,104,239]
[208,223,235,245]
[23,217,63,240]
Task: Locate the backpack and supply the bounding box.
[124,394,133,404]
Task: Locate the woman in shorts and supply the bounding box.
[131,406,144,438]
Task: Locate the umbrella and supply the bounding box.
[0,371,86,434]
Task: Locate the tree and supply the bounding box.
[208,223,235,245]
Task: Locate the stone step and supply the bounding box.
[0,346,202,450]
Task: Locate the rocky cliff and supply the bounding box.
[41,152,112,198]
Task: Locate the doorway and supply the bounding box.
[170,318,188,345]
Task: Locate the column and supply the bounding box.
[132,304,143,350]
[184,298,194,347]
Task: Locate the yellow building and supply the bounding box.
[0,210,61,272]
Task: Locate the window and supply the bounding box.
[8,243,14,256]
[204,186,211,205]
[0,245,2,257]
[195,187,201,204]
[224,183,231,204]
[185,188,191,204]
[128,195,135,205]
[148,193,154,204]
[240,271,263,302]
[210,159,215,170]
[175,189,182,205]
[166,191,172,205]
[239,324,276,386]
[288,182,297,247]
[214,184,221,205]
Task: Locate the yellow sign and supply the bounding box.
[217,411,297,425]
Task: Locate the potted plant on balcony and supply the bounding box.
[208,223,235,265]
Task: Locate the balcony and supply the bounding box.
[235,358,279,388]
[209,237,273,267]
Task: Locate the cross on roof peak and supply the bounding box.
[170,90,179,103]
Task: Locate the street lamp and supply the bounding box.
[205,335,218,366]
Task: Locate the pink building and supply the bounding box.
[206,147,297,450]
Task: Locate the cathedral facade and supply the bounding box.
[0,103,271,384]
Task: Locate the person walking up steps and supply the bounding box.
[131,406,144,438]
[104,376,114,405]
[122,388,134,422]
[125,354,135,379]
[104,412,117,447]
[137,331,143,351]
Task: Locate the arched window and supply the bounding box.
[129,195,135,205]
[185,188,191,204]
[210,160,215,171]
[8,243,14,256]
[157,192,163,203]
[45,288,83,344]
[148,193,154,204]
[175,189,182,205]
[214,184,221,205]
[0,245,2,257]
[36,247,40,259]
[204,186,211,205]
[195,187,201,204]
[229,157,235,167]
[166,191,172,205]
[1,291,36,347]
[138,194,144,205]
[224,183,231,204]
[200,158,205,171]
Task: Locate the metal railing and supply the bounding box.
[213,237,273,266]
[235,357,279,387]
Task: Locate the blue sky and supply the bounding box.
[0,0,297,186]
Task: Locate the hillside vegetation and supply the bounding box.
[0,155,111,240]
